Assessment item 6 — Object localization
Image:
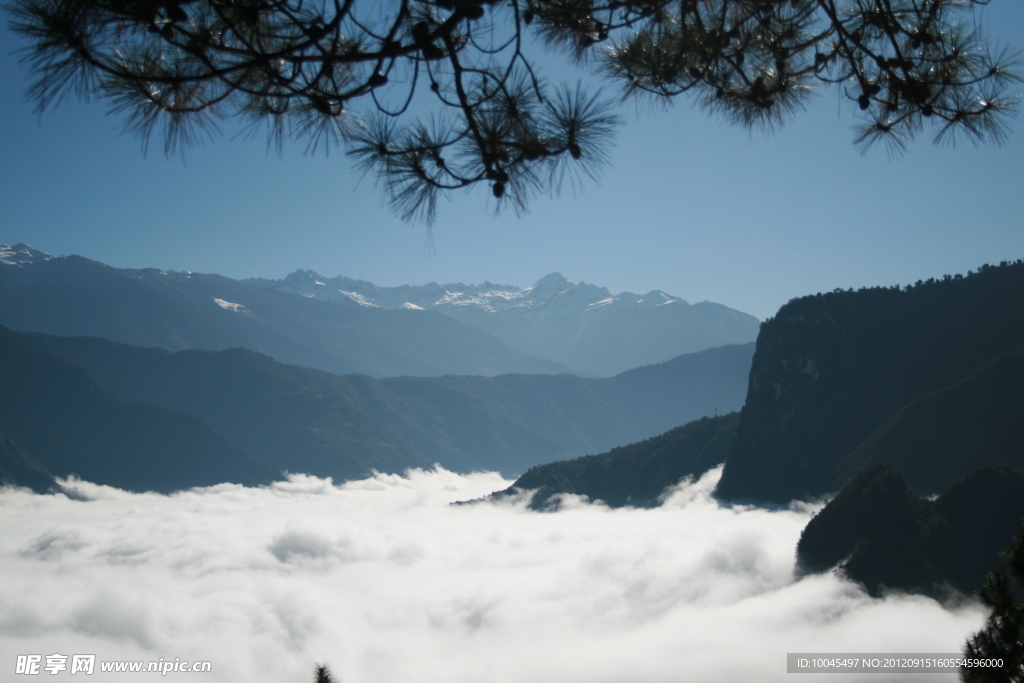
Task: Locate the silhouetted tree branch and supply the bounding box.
[6,0,1021,221]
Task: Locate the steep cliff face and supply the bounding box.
[714,261,1024,503]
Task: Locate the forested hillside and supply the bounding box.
[491,413,738,509]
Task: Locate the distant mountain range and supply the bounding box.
[0,241,759,491]
[1,244,759,378]
[246,269,761,377]
[0,244,568,378]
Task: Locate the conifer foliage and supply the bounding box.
[962,527,1024,683]
[7,0,1020,219]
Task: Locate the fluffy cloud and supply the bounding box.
[0,467,984,682]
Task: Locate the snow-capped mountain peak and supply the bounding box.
[0,243,59,266]
[527,272,573,295]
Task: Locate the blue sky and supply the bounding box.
[1,3,1022,321]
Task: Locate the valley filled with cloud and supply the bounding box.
[1,467,984,682]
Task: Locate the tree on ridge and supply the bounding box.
[312,662,337,683]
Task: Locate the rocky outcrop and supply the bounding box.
[796,464,1024,599]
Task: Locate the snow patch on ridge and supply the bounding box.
[338,291,380,308]
[585,297,617,312]
[213,298,247,313]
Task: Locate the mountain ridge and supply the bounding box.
[246,268,761,377]
[2,243,759,378]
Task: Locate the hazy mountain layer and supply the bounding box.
[0,433,59,493]
[0,326,278,492]
[247,270,761,376]
[30,330,755,480]
[0,245,571,378]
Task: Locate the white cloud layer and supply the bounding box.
[1,467,985,683]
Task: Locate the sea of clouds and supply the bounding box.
[1,466,985,683]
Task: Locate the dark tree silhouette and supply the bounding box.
[312,662,337,683]
[962,525,1024,683]
[6,0,1021,220]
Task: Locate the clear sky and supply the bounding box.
[1,3,1022,321]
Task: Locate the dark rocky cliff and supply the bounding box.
[714,261,1024,503]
